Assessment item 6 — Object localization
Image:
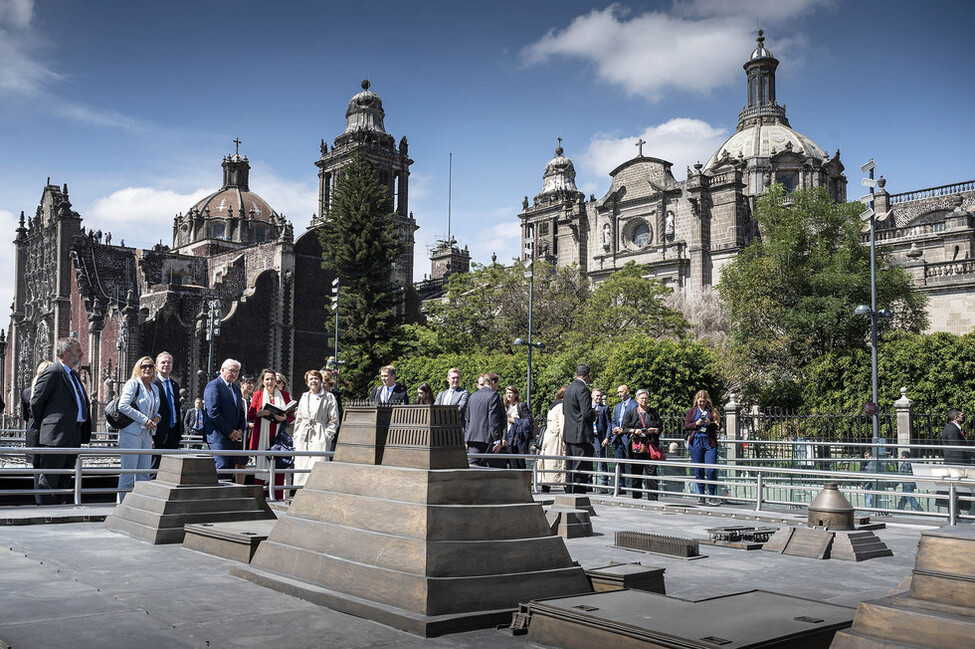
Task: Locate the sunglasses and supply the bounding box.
[140,364,155,369]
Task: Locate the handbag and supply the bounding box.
[105,385,138,429]
[648,444,665,461]
[269,429,294,469]
[629,410,650,455]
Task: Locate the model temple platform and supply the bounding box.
[233,404,592,636]
[103,454,275,544]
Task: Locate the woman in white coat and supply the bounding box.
[117,356,161,502]
[292,370,339,487]
[537,385,567,493]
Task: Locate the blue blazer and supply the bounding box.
[204,377,246,450]
[611,399,638,447]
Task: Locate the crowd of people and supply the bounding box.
[31,337,972,508]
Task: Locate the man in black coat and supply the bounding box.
[29,337,92,504]
[369,365,407,404]
[591,388,612,491]
[151,351,184,470]
[464,372,505,467]
[942,408,970,465]
[562,364,597,493]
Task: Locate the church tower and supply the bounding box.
[316,80,417,291]
[518,141,588,270]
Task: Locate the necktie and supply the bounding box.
[383,386,390,403]
[195,410,202,429]
[165,379,177,427]
[69,370,88,422]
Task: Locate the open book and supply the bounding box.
[262,400,298,421]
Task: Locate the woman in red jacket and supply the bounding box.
[247,368,294,499]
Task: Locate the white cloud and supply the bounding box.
[0,0,33,28]
[522,2,827,100]
[246,163,318,225]
[50,101,148,132]
[87,187,211,248]
[468,217,522,267]
[0,209,19,319]
[581,117,728,182]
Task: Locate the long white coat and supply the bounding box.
[292,390,339,487]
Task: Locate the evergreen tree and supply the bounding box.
[319,152,407,395]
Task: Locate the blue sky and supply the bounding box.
[1,0,973,320]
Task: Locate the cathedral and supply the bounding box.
[2,81,434,421]
[517,31,975,333]
[518,31,847,297]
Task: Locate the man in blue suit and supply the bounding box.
[610,384,638,493]
[204,358,247,481]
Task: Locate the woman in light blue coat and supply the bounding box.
[117,356,161,502]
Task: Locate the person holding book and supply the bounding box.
[247,368,295,499]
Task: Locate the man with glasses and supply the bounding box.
[204,359,246,481]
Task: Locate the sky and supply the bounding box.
[1,0,974,323]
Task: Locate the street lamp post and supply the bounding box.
[205,299,222,378]
[514,232,544,413]
[331,278,340,371]
[857,159,894,465]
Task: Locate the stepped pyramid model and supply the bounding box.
[103,454,275,544]
[233,403,592,636]
[831,525,975,648]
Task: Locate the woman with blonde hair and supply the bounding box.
[684,389,722,505]
[117,356,161,502]
[293,369,339,487]
[537,386,568,493]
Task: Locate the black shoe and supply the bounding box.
[541,485,550,493]
[632,493,642,499]
[697,497,707,505]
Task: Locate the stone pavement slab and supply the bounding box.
[0,496,937,648]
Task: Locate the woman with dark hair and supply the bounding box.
[622,389,663,500]
[504,385,532,470]
[414,382,435,405]
[537,386,568,493]
[248,368,294,499]
[684,389,722,505]
[117,356,161,502]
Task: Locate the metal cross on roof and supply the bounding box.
[636,138,646,157]
[233,137,241,155]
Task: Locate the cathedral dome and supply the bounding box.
[343,79,388,135]
[539,145,581,195]
[187,154,279,223]
[704,121,827,173]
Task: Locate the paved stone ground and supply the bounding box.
[0,497,935,649]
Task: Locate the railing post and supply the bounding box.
[531,457,538,493]
[74,453,83,506]
[894,387,914,457]
[613,463,621,498]
[949,483,958,526]
[267,456,277,503]
[724,393,740,463]
[755,471,763,512]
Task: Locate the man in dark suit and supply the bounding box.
[434,367,470,427]
[369,365,407,404]
[610,384,638,492]
[29,337,92,505]
[591,388,612,491]
[204,358,247,481]
[562,364,597,494]
[151,351,184,470]
[464,372,505,467]
[183,397,205,448]
[942,408,970,465]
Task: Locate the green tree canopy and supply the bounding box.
[319,152,407,395]
[717,185,928,407]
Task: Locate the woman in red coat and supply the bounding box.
[247,368,294,499]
